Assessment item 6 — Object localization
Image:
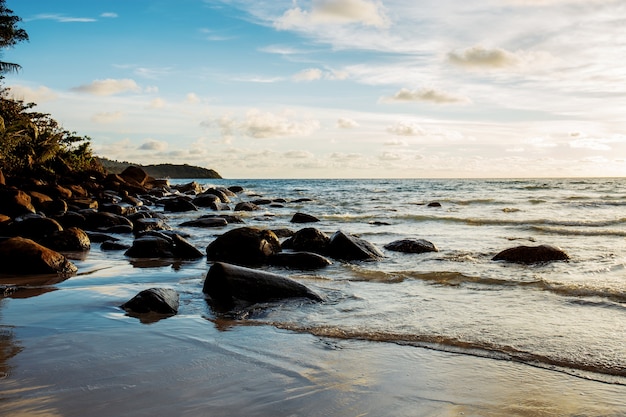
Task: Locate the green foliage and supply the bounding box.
[0,0,28,74]
[0,87,103,178]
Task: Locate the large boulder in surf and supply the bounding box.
[203,262,322,308]
[268,251,332,270]
[492,244,569,264]
[290,212,320,223]
[282,227,330,254]
[162,196,198,213]
[384,239,438,254]
[121,288,179,315]
[327,230,384,261]
[206,227,281,266]
[0,237,77,275]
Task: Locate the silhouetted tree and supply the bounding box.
[0,0,28,74]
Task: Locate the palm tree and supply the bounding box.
[0,0,28,74]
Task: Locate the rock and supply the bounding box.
[193,193,220,207]
[202,188,231,203]
[251,199,272,206]
[171,181,202,194]
[206,227,281,266]
[41,227,91,252]
[27,191,53,211]
[121,288,179,315]
[328,230,384,261]
[282,227,330,254]
[384,239,438,254]
[228,186,244,193]
[68,197,99,210]
[162,196,198,212]
[86,232,118,243]
[101,240,130,251]
[268,252,332,269]
[120,166,150,186]
[291,212,320,223]
[8,216,64,240]
[180,217,228,228]
[171,234,204,259]
[292,198,313,203]
[200,214,244,224]
[0,188,36,217]
[427,202,442,208]
[0,169,4,185]
[125,233,203,259]
[492,244,569,264]
[133,217,173,234]
[234,202,260,212]
[203,262,322,308]
[0,237,77,275]
[84,211,133,232]
[53,211,87,229]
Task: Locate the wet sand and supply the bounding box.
[2,312,624,417]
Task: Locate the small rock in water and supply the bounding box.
[492,244,569,264]
[290,212,320,223]
[121,288,179,315]
[384,239,438,254]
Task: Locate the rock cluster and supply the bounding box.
[1,165,571,321]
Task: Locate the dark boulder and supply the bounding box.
[193,193,220,207]
[206,227,281,266]
[41,227,91,252]
[133,217,173,234]
[234,202,260,212]
[101,240,130,251]
[202,188,231,203]
[0,188,36,217]
[268,252,332,269]
[120,166,150,187]
[227,186,244,193]
[8,216,64,240]
[162,197,198,213]
[84,211,133,232]
[0,237,77,275]
[282,227,330,254]
[180,217,228,228]
[427,202,442,208]
[121,287,179,315]
[53,211,87,229]
[203,262,322,308]
[125,233,203,259]
[328,230,384,261]
[492,245,569,264]
[384,239,438,254]
[291,212,320,223]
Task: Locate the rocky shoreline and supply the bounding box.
[0,165,570,318]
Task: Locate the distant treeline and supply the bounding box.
[97,157,222,179]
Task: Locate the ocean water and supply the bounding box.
[1,177,625,416]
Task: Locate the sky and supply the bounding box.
[3,0,626,179]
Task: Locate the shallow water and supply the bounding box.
[1,178,625,416]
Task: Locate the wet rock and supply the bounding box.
[206,227,281,266]
[27,191,53,211]
[202,188,231,203]
[0,237,77,275]
[171,181,202,194]
[180,217,228,228]
[200,214,244,224]
[234,202,260,212]
[292,198,313,203]
[251,198,272,206]
[203,262,322,308]
[68,197,99,210]
[492,244,569,264]
[8,216,64,240]
[84,211,133,232]
[228,186,244,193]
[384,239,438,254]
[101,240,130,251]
[427,202,442,208]
[120,166,150,187]
[291,212,320,223]
[125,233,203,259]
[133,217,173,234]
[328,230,384,261]
[53,211,87,229]
[0,188,36,217]
[268,252,332,269]
[121,287,179,315]
[162,196,198,213]
[41,227,91,252]
[193,193,220,207]
[86,232,118,243]
[282,227,330,254]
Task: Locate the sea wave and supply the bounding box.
[261,322,626,383]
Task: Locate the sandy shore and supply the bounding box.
[2,311,624,417]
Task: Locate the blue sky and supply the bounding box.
[4,0,626,178]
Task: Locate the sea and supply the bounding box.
[1,177,625,416]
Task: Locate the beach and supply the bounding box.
[1,178,625,416]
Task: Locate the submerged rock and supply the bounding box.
[384,239,438,254]
[203,262,322,308]
[268,251,332,270]
[492,244,569,264]
[121,287,179,315]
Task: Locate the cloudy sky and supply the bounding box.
[4,0,626,178]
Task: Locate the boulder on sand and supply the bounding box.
[206,227,281,266]
[492,244,569,264]
[0,237,77,275]
[202,262,322,308]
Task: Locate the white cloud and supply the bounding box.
[337,117,359,129]
[100,12,118,18]
[382,87,472,105]
[91,111,124,124]
[568,134,626,151]
[71,79,141,96]
[148,98,166,109]
[8,85,58,103]
[448,45,556,72]
[275,0,390,29]
[28,14,96,23]
[284,150,315,159]
[139,140,169,151]
[387,121,426,136]
[293,68,323,81]
[186,93,200,104]
[384,138,408,146]
[241,109,320,138]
